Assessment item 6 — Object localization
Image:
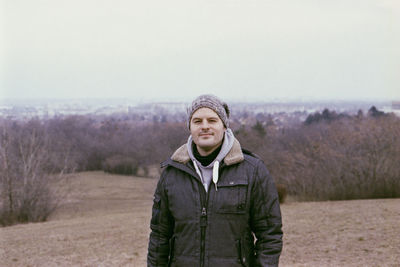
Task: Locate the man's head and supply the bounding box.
[188,95,230,156]
[187,94,230,129]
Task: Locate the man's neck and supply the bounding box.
[193,143,222,166]
[197,146,216,156]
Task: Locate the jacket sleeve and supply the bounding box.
[250,161,283,267]
[147,171,175,267]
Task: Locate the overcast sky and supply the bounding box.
[1,0,399,102]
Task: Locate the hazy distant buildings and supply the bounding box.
[0,98,396,124]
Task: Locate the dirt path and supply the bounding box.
[1,171,399,266]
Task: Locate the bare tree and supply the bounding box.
[0,119,72,226]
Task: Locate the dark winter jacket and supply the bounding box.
[147,138,283,267]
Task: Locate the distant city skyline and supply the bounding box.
[1,0,399,101]
[2,96,395,121]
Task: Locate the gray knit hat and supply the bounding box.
[187,94,230,129]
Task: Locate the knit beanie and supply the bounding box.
[187,94,230,129]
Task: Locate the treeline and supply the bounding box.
[1,107,400,225]
[237,107,400,201]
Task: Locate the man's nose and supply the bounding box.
[200,121,210,129]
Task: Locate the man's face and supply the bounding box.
[190,107,226,156]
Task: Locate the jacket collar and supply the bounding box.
[171,138,244,166]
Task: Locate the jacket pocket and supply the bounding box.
[214,179,248,214]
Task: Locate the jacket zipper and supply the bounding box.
[200,206,207,267]
[199,179,211,267]
[199,163,226,267]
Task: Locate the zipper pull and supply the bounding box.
[201,207,207,216]
[200,207,207,227]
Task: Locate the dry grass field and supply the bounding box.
[1,171,400,267]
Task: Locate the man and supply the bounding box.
[147,95,283,267]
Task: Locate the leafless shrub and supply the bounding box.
[102,155,139,175]
[0,119,72,226]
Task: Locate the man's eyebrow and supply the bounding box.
[192,116,219,120]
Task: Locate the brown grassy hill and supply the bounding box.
[1,171,399,266]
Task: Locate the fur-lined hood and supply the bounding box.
[171,138,244,166]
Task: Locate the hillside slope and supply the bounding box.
[1,171,399,266]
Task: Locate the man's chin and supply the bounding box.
[197,141,215,149]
